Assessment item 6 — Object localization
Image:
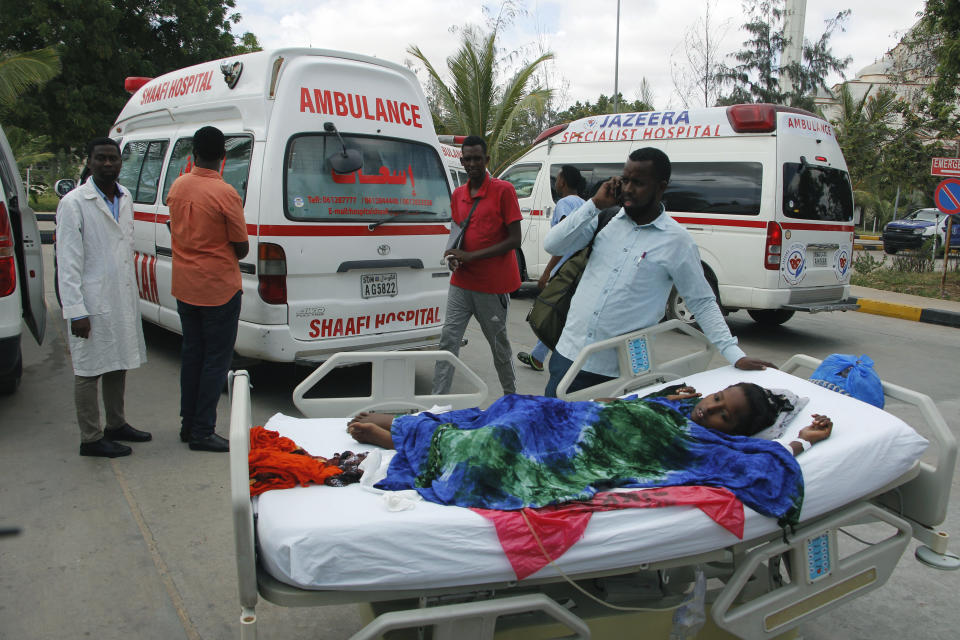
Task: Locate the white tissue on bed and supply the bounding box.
[382,490,423,511]
[357,448,423,510]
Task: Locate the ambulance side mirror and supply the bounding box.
[329,148,362,175]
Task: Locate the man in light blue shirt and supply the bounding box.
[543,147,773,397]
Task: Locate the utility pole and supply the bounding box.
[613,0,621,113]
[780,0,807,99]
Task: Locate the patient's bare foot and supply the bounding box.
[347,422,394,449]
[350,412,394,429]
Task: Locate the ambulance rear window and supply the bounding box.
[782,162,853,222]
[665,162,762,215]
[284,134,451,223]
[161,135,253,204]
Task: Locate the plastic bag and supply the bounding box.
[669,567,706,640]
[809,354,884,409]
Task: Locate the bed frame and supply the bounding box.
[228,321,957,639]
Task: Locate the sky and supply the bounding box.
[231,0,927,111]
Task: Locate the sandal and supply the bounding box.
[516,351,544,372]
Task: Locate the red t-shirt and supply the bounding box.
[450,173,522,294]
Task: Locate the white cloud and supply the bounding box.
[231,0,926,110]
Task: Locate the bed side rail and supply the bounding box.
[292,350,488,418]
[349,594,591,640]
[227,370,258,639]
[782,354,957,536]
[712,501,912,639]
[556,320,718,401]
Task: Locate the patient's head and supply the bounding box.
[691,383,793,436]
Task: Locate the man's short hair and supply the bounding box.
[461,135,487,154]
[628,147,671,183]
[192,126,226,162]
[558,165,585,193]
[85,137,121,159]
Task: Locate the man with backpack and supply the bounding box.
[542,147,773,397]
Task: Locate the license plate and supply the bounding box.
[361,273,398,299]
[812,250,828,267]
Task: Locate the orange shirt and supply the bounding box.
[167,167,248,306]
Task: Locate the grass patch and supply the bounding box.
[852,261,960,301]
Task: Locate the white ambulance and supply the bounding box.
[108,48,454,363]
[498,104,858,325]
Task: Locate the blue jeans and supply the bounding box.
[545,351,615,398]
[530,340,550,364]
[177,291,242,439]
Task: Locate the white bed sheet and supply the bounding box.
[255,367,928,591]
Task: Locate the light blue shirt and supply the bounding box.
[544,199,745,376]
[92,181,124,223]
[550,194,585,274]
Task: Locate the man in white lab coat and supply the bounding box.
[57,138,149,457]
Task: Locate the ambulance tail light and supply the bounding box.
[124,77,152,94]
[437,135,468,146]
[257,243,287,305]
[764,221,783,271]
[0,202,16,297]
[533,123,569,145]
[727,104,777,132]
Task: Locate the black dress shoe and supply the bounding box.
[80,438,132,458]
[104,424,153,442]
[189,433,229,452]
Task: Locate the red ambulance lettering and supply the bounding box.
[299,88,423,129]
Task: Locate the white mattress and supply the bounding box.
[255,367,928,591]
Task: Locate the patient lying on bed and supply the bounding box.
[346,384,832,522]
[348,383,832,454]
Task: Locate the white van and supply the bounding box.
[498,104,858,325]
[439,141,467,187]
[107,48,453,363]
[0,125,45,392]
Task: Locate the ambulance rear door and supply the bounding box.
[775,112,855,300]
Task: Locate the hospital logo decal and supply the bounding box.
[782,242,807,285]
[834,247,850,280]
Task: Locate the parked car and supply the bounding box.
[883,208,958,254]
[0,125,46,393]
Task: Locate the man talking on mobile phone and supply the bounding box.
[542,147,774,397]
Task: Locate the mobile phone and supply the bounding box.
[612,178,623,204]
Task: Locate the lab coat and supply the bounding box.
[56,180,147,377]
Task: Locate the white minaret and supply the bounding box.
[780,0,807,97]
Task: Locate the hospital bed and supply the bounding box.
[228,321,957,640]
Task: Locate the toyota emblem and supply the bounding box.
[377,244,391,256]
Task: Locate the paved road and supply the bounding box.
[2,247,959,639]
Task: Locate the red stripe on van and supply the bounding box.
[135,211,448,237]
[781,222,855,232]
[255,224,449,237]
[671,216,767,228]
[671,216,854,233]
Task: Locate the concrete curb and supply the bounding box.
[846,296,960,328]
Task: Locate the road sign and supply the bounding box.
[931,157,960,177]
[934,178,960,215]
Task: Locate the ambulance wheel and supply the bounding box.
[664,277,720,326]
[883,244,898,255]
[665,288,697,325]
[0,348,22,395]
[747,309,796,326]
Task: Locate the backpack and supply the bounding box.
[526,208,618,350]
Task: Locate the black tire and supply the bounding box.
[747,309,796,326]
[0,347,22,395]
[664,275,721,326]
[883,244,898,255]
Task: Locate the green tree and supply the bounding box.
[408,24,553,172]
[0,1,255,152]
[0,46,60,108]
[552,93,655,123]
[919,0,960,140]
[718,0,851,109]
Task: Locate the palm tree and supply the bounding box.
[408,26,553,172]
[0,47,61,109]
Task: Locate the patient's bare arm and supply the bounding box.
[785,414,833,456]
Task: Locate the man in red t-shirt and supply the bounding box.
[433,136,522,396]
[167,126,249,452]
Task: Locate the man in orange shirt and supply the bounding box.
[167,126,249,452]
